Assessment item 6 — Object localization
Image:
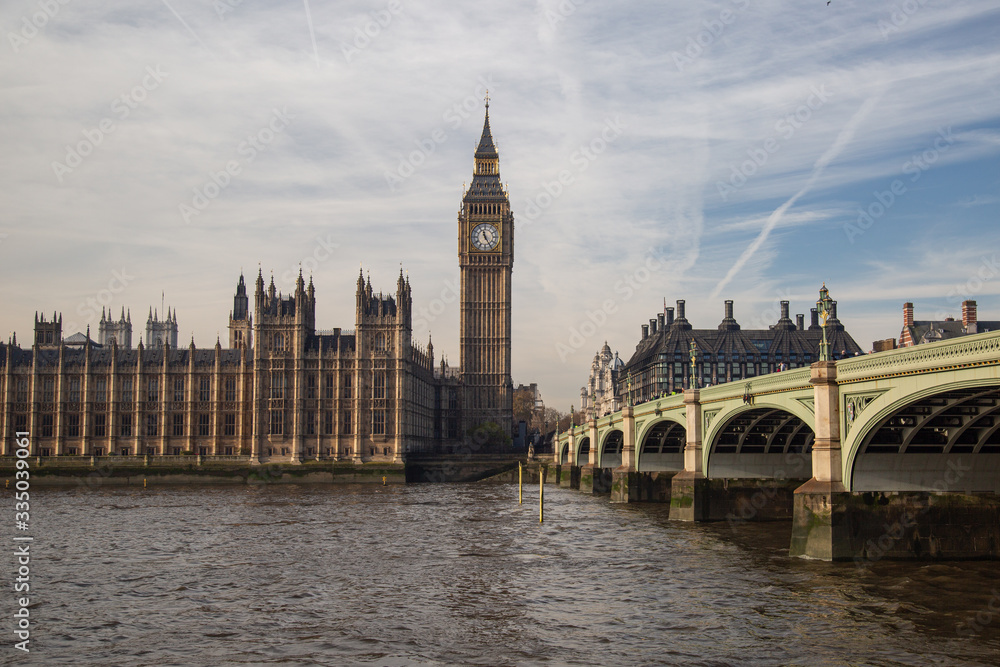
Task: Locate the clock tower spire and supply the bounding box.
[458,98,514,443]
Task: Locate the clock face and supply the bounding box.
[471,222,500,251]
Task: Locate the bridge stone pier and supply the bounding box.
[556,330,1000,560]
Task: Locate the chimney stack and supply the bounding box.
[642,324,649,340]
[657,313,665,330]
[903,302,914,328]
[810,308,819,329]
[962,300,978,333]
[796,314,804,330]
[780,300,790,320]
[724,300,734,319]
[649,318,657,335]
[666,307,674,326]
[676,300,686,320]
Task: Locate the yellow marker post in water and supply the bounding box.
[518,462,522,505]
[539,470,544,523]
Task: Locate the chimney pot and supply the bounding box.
[724,300,734,319]
[641,324,649,340]
[780,300,790,320]
[649,318,657,335]
[962,300,978,331]
[676,300,686,320]
[796,314,805,330]
[666,308,674,326]
[903,302,914,327]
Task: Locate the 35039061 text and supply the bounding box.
[12,431,32,653]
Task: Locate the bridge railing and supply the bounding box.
[698,366,812,404]
[837,329,1000,383]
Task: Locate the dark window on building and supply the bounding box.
[16,379,28,403]
[225,377,237,401]
[147,378,159,402]
[173,413,184,436]
[94,414,106,437]
[342,374,353,399]
[224,413,236,436]
[324,374,335,399]
[198,413,210,436]
[199,377,211,402]
[41,414,53,437]
[342,410,352,435]
[42,377,54,402]
[67,414,80,437]
[270,410,283,435]
[120,377,133,402]
[120,413,133,437]
[147,414,158,437]
[307,375,316,400]
[271,373,285,400]
[69,377,81,402]
[306,411,315,435]
[174,377,185,402]
[373,372,385,399]
[323,411,333,435]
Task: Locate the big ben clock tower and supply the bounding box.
[458,98,514,440]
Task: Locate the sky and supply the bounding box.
[1,0,999,411]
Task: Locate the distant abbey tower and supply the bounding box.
[458,101,514,438]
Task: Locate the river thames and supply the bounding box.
[5,482,999,666]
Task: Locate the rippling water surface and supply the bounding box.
[7,483,1000,666]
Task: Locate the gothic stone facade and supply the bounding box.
[458,102,514,438]
[0,269,460,461]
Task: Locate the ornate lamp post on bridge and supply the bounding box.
[817,283,834,362]
[689,339,699,390]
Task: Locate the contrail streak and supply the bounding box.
[710,95,881,298]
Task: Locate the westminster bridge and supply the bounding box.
[553,329,1000,561]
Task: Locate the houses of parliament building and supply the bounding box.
[0,106,515,462]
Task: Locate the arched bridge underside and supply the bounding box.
[602,430,623,469]
[638,420,685,472]
[709,408,814,478]
[851,386,1000,492]
[576,437,590,465]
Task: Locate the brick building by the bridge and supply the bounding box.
[619,298,863,404]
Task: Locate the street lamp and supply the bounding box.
[689,339,699,389]
[817,283,833,361]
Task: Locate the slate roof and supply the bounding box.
[904,320,1000,345]
[464,108,506,202]
[623,314,863,372]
